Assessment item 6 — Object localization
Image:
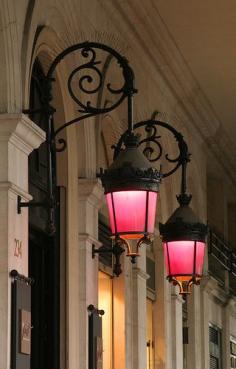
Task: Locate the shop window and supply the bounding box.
[146,256,155,296]
[230,337,236,369]
[146,298,155,369]
[98,218,125,369]
[209,324,222,369]
[98,219,112,270]
[98,271,113,369]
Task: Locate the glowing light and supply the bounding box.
[106,190,158,239]
[164,240,205,281]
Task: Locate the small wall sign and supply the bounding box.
[20,310,31,355]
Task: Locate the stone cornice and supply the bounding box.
[78,178,104,208]
[132,267,150,281]
[0,114,45,155]
[171,291,185,305]
[78,233,102,248]
[0,181,32,200]
[201,275,229,305]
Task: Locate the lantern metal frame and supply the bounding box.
[18,40,203,276]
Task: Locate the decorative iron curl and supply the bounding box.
[55,138,67,152]
[44,41,136,151]
[48,42,134,121]
[138,123,162,162]
[65,44,129,115]
[112,114,190,178]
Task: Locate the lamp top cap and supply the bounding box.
[109,132,154,170]
[159,200,208,242]
[100,133,161,193]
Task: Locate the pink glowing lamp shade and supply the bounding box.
[164,240,206,281]
[106,190,158,239]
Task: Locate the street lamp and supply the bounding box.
[159,163,208,296]
[17,41,207,288]
[100,132,160,262]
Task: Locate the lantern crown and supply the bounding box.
[159,197,208,243]
[100,133,161,193]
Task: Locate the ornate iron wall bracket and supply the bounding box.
[21,41,136,234]
[92,242,125,277]
[112,111,190,178]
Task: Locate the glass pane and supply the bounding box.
[107,191,147,237]
[147,192,158,233]
[164,241,205,276]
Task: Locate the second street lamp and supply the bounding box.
[159,160,208,296]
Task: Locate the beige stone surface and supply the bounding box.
[0,1,235,369]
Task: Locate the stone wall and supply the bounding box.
[0,1,235,369]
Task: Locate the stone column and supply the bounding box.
[77,178,103,369]
[200,284,210,369]
[153,239,172,369]
[222,299,231,369]
[0,114,45,369]
[171,291,184,369]
[125,246,149,369]
[186,287,203,369]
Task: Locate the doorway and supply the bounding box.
[28,59,60,369]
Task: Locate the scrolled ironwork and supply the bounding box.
[55,138,67,152]
[138,123,162,162]
[112,114,190,178]
[47,42,135,138]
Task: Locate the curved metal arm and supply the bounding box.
[112,111,191,178]
[45,41,136,141]
[21,41,137,234]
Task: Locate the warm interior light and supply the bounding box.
[106,190,158,239]
[164,240,205,282]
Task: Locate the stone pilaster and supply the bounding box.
[125,246,149,369]
[171,291,184,369]
[222,301,231,369]
[186,287,202,369]
[153,239,172,369]
[77,179,104,369]
[0,114,45,369]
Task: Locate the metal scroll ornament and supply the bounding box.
[47,42,136,141]
[112,112,190,178]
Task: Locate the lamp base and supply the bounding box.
[168,276,201,298]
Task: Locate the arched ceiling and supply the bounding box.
[155,0,236,138]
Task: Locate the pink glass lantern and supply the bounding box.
[164,240,206,287]
[100,133,161,260]
[159,194,208,296]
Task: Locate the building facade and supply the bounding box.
[0,1,236,369]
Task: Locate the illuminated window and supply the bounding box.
[146,298,154,369]
[98,218,125,369]
[98,271,113,369]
